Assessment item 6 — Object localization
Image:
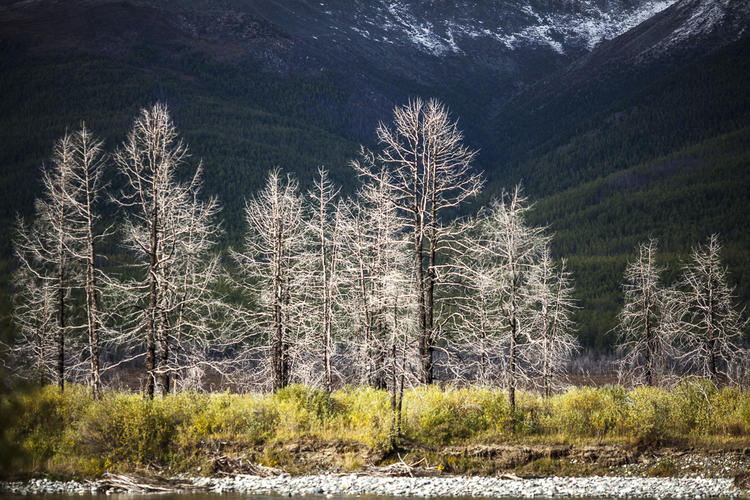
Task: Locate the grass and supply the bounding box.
[1,378,749,479]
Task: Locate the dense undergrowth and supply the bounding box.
[1,379,749,479]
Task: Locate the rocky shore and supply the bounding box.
[2,474,748,498]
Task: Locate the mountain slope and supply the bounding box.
[529,125,750,347]
[490,0,750,183]
[0,0,749,348]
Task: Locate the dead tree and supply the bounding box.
[367,98,482,384]
[676,234,748,384]
[344,152,416,442]
[113,103,199,398]
[343,151,415,390]
[306,167,341,391]
[63,124,110,399]
[8,245,57,384]
[469,186,545,408]
[232,169,307,391]
[615,239,675,386]
[12,133,78,390]
[527,248,578,397]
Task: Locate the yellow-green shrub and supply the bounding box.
[272,384,337,437]
[672,377,716,435]
[331,386,391,448]
[187,392,277,445]
[477,388,515,435]
[708,386,749,436]
[402,386,514,445]
[620,386,674,443]
[10,385,92,471]
[545,386,625,438]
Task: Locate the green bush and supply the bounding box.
[10,385,92,472]
[402,386,517,445]
[272,384,337,436]
[545,386,626,438]
[621,386,674,443]
[76,392,196,468]
[672,377,717,435]
[332,386,391,448]
[187,392,277,445]
[709,386,749,436]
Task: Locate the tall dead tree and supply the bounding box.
[113,103,189,398]
[346,151,415,443]
[676,234,748,384]
[307,167,341,391]
[527,248,578,397]
[345,150,414,389]
[113,104,224,396]
[166,168,223,391]
[471,186,545,408]
[370,98,482,384]
[12,133,77,390]
[615,239,675,386]
[64,124,109,399]
[233,169,307,391]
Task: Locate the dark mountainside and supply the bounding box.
[0,0,748,349]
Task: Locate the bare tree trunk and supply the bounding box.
[389,299,398,447]
[273,245,284,390]
[644,288,653,386]
[145,178,159,399]
[508,313,516,410]
[424,223,436,384]
[707,289,716,382]
[86,219,100,400]
[56,259,65,391]
[508,257,518,409]
[415,216,430,384]
[158,306,170,395]
[319,196,333,391]
[542,318,550,398]
[56,182,67,392]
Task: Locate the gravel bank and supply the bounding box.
[2,474,747,498]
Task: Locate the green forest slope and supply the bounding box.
[1,30,749,350]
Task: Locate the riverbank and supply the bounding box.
[2,473,749,498]
[2,382,749,480]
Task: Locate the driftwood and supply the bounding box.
[94,473,208,493]
[211,455,283,477]
[365,454,440,477]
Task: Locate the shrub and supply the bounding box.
[709,386,748,436]
[9,385,92,472]
[272,384,337,436]
[545,386,626,438]
[332,386,391,448]
[402,386,517,445]
[672,377,717,435]
[187,392,277,445]
[621,386,674,443]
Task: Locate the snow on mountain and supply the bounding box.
[644,0,750,57]
[335,0,679,56]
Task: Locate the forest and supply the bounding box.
[2,36,750,358]
[4,99,748,401]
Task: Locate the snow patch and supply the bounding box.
[335,0,680,56]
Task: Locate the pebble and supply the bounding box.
[1,474,747,498]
